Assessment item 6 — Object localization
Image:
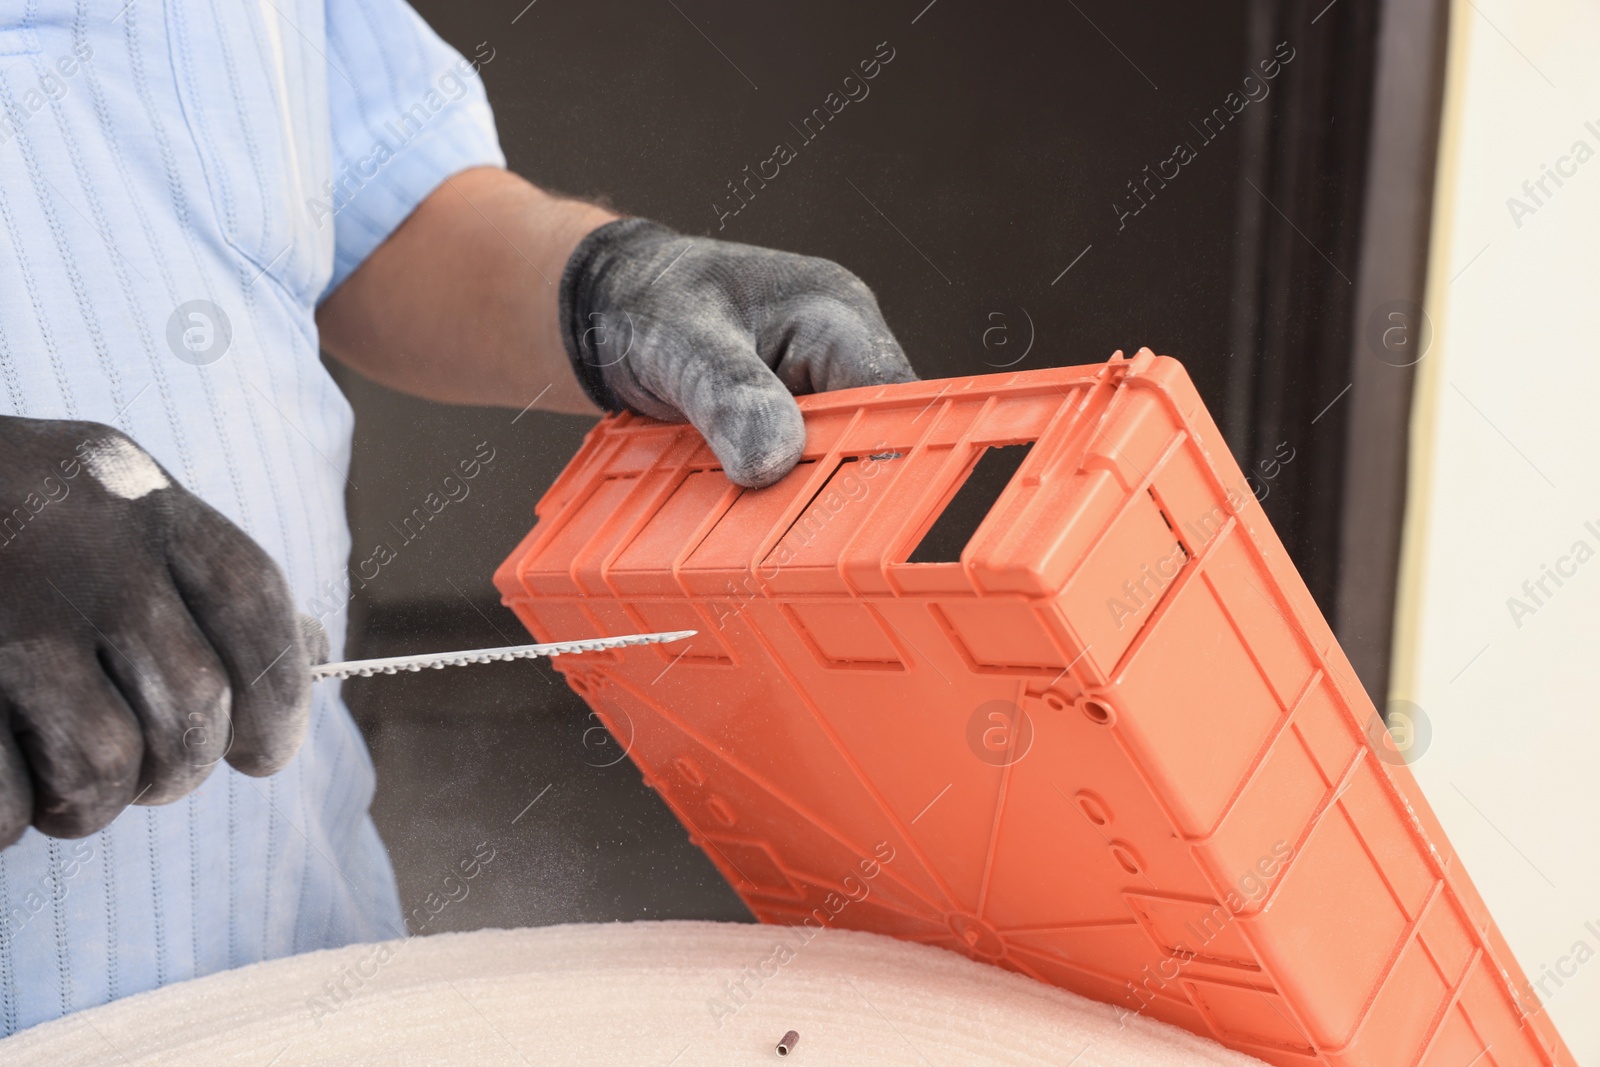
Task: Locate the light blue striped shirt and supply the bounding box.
[0,0,504,1036]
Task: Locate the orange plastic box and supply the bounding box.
[494,351,1572,1066]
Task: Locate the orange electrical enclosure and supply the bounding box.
[493,351,1573,1066]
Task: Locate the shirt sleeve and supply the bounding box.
[320,0,506,298]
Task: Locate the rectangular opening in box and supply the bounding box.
[907,442,1034,563]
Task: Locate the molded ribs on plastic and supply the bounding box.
[493,351,1573,1067]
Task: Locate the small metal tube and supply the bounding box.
[776,1030,799,1056]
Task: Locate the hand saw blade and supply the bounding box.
[310,630,696,681]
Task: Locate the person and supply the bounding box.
[0,0,912,1036]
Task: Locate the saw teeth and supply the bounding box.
[308,630,696,681]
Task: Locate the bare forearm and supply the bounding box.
[316,166,616,415]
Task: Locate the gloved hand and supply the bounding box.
[0,418,318,846]
[560,219,917,487]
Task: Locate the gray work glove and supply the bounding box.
[560,219,917,487]
[0,418,318,846]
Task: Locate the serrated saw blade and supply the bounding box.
[310,630,696,681]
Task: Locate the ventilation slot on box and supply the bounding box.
[908,442,1034,563]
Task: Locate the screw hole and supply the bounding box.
[1080,697,1115,725]
[1110,841,1141,875]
